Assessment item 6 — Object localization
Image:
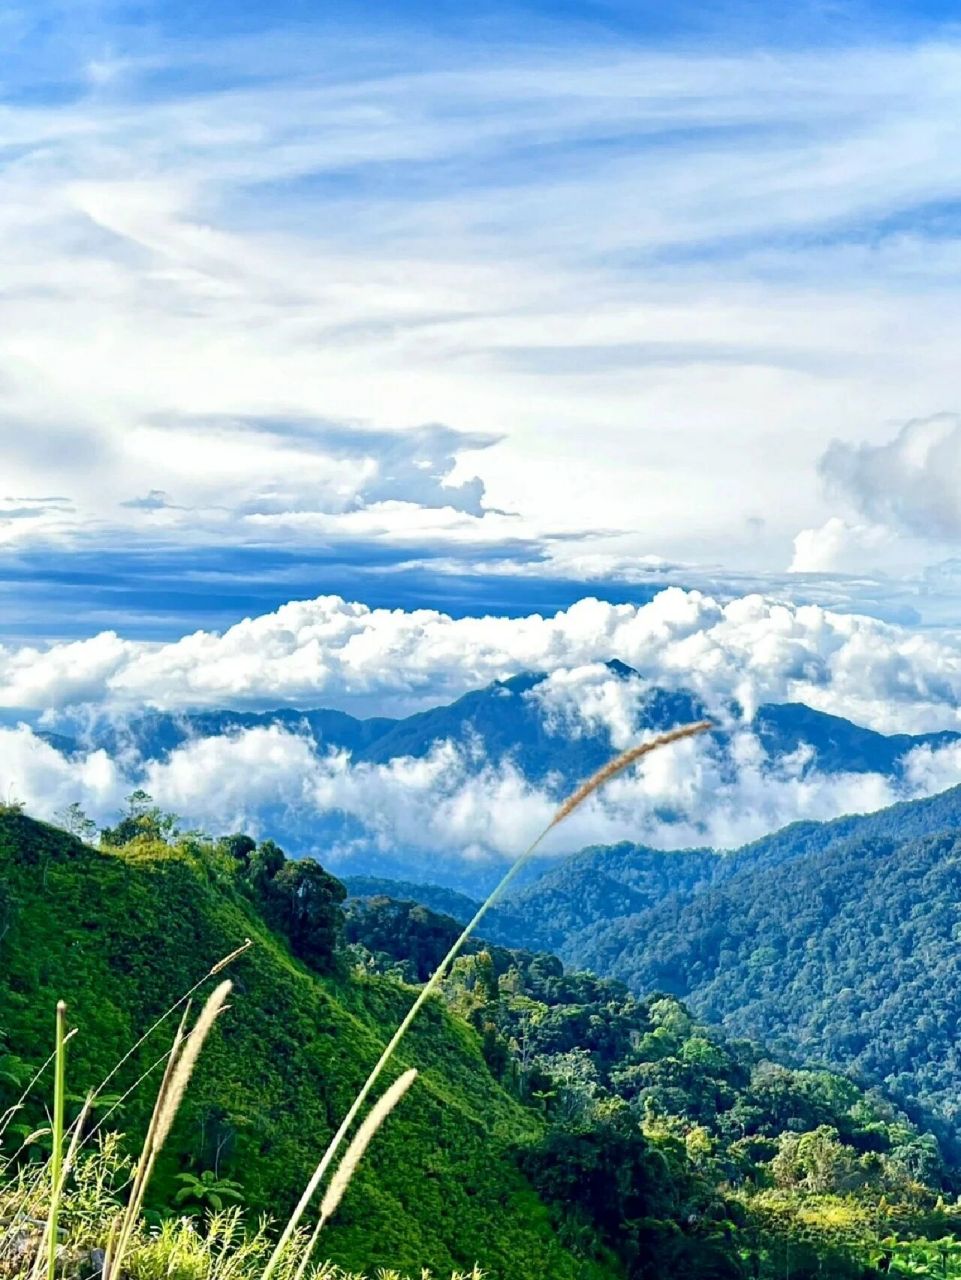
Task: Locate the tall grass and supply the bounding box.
[41,1003,66,1280]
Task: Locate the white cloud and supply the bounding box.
[819,414,961,541]
[789,517,895,573]
[5,30,961,579]
[4,587,961,737]
[0,716,948,872]
[0,725,123,819]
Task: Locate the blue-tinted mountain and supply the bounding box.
[753,702,961,775]
[40,664,961,893]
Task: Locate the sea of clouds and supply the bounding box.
[3,587,961,869]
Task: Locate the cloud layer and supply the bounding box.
[6,587,961,734]
[6,18,961,633]
[0,713,952,879]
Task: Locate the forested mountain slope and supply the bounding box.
[495,783,961,964]
[0,808,612,1280]
[573,825,961,1159]
[353,786,961,1167]
[344,891,961,1279]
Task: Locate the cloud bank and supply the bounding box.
[0,716,951,877]
[5,587,961,735]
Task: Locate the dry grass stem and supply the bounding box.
[292,1071,418,1280]
[550,720,712,826]
[108,983,231,1280]
[94,941,250,1100]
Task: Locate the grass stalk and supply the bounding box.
[261,720,712,1280]
[37,1001,67,1280]
[107,981,232,1280]
[294,1070,418,1280]
[0,1030,77,1145]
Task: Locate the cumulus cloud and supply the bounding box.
[0,725,124,819]
[819,414,961,542]
[0,717,952,875]
[6,587,961,735]
[788,517,895,574]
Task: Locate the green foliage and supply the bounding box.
[7,805,961,1280]
[0,809,611,1280]
[572,828,961,1159]
[174,1169,245,1214]
[351,898,961,1279]
[0,1143,486,1280]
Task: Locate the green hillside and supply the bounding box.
[571,827,961,1159]
[0,807,615,1280]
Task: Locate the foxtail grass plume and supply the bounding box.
[551,720,712,826]
[107,982,232,1280]
[292,1071,419,1280]
[320,1069,417,1226]
[211,938,254,975]
[153,979,232,1149]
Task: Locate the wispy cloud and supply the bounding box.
[4,11,961,629]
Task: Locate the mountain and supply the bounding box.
[580,823,961,1158]
[473,786,961,1156]
[6,805,961,1278]
[64,669,961,788]
[0,806,612,1280]
[350,786,961,1158]
[342,889,961,1278]
[40,662,961,893]
[470,784,961,962]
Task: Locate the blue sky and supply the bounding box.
[12,0,961,858]
[5,0,961,643]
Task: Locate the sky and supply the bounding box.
[6,0,961,861]
[5,0,961,643]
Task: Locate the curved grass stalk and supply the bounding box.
[261,720,712,1280]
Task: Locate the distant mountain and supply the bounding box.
[40,661,961,892]
[753,702,961,774]
[64,663,961,789]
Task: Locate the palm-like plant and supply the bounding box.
[174,1169,245,1215]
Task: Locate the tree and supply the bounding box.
[220,833,256,866]
[55,802,97,843]
[247,846,346,975]
[100,790,179,847]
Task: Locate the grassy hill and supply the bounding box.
[0,807,617,1280]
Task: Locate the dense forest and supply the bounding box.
[6,795,961,1276]
[572,827,961,1161]
[345,891,961,1277]
[353,785,961,1167]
